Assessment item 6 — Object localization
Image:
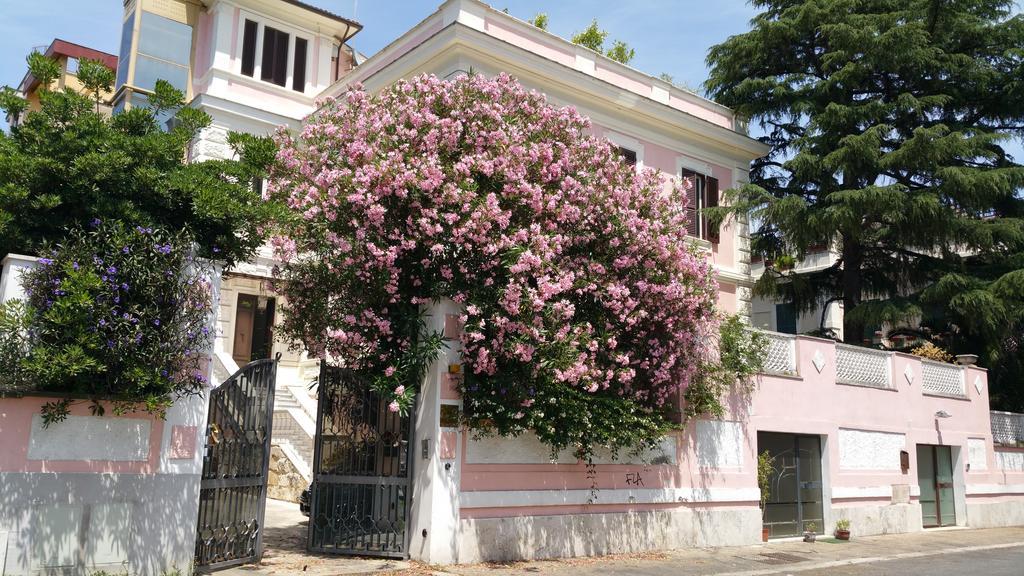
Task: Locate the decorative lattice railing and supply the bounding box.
[761,331,797,375]
[991,411,1024,447]
[835,344,892,389]
[921,360,965,397]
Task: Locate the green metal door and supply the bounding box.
[917,445,956,527]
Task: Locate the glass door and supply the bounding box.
[758,432,824,538]
[917,445,956,527]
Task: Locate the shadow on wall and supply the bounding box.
[0,470,202,575]
[0,400,204,575]
[456,384,761,563]
[688,383,758,549]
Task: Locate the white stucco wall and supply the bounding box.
[838,428,905,471]
[967,438,987,471]
[696,420,744,469]
[27,416,151,461]
[996,450,1024,471]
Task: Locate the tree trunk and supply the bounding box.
[841,237,864,344]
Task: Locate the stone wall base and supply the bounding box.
[830,503,923,537]
[456,506,761,564]
[966,498,1024,528]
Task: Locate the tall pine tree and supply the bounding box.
[705,0,1024,353]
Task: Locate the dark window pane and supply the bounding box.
[776,303,797,334]
[617,146,637,166]
[261,26,288,87]
[292,37,307,92]
[241,19,258,77]
[133,54,189,92]
[116,11,134,89]
[138,11,192,66]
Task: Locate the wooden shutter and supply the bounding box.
[261,27,288,87]
[682,170,700,237]
[706,176,720,244]
[241,20,257,77]
[292,37,307,92]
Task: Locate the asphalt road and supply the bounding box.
[761,544,1024,576]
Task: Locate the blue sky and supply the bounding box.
[0,0,1020,160]
[0,1,755,98]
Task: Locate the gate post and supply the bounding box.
[408,299,464,564]
[180,260,223,572]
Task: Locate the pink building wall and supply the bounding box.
[453,334,1021,526]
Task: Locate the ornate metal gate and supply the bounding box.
[308,363,414,558]
[194,357,278,572]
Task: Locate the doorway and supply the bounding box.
[758,432,824,538]
[233,294,276,365]
[917,445,956,527]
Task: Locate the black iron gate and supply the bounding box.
[194,357,278,572]
[308,363,414,558]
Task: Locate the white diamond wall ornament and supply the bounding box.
[812,349,826,373]
[974,376,984,395]
[904,365,914,386]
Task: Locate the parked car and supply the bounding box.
[299,483,311,516]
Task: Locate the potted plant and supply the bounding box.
[803,522,817,543]
[835,518,851,540]
[757,450,774,542]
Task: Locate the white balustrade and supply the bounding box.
[991,411,1024,446]
[835,344,892,389]
[760,331,797,375]
[921,360,965,397]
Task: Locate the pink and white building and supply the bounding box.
[2,0,1023,573]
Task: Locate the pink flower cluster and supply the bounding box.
[270,73,718,416]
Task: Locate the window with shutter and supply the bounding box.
[706,176,720,244]
[261,26,289,87]
[681,169,720,243]
[617,147,637,166]
[292,37,307,92]
[681,169,703,238]
[241,20,257,77]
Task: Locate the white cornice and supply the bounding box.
[329,24,767,165]
[715,267,755,288]
[454,0,739,122]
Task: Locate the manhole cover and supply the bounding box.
[756,552,808,565]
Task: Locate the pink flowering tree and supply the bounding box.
[270,74,723,459]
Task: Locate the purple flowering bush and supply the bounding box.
[1,221,213,424]
[270,74,724,459]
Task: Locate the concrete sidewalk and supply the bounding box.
[220,504,1023,576]
[414,526,1024,576]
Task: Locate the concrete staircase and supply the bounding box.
[271,385,316,480]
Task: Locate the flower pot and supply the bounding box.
[835,529,850,540]
[955,354,978,366]
[803,532,816,543]
[762,527,769,542]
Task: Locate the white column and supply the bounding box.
[408,298,462,564]
[210,3,237,73]
[0,254,39,303]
